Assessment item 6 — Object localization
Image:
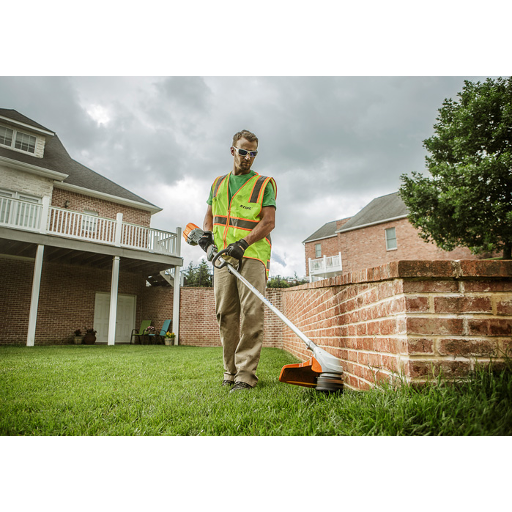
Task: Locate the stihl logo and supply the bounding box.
[240,204,252,210]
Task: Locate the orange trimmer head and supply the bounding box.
[279,357,344,392]
[279,357,322,388]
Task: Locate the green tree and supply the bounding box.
[267,275,290,288]
[400,77,512,259]
[183,260,213,287]
[183,261,197,286]
[195,259,213,287]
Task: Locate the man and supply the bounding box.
[199,130,277,392]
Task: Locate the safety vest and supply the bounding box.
[211,172,277,278]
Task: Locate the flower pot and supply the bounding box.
[83,333,96,345]
[74,336,83,345]
[165,338,175,346]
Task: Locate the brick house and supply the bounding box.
[0,109,183,346]
[304,191,483,281]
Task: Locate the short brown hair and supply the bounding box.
[232,130,258,147]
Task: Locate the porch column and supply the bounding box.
[172,227,182,345]
[172,265,181,345]
[27,244,44,347]
[108,256,120,345]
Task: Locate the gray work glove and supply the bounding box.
[198,231,217,262]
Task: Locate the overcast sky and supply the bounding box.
[0,75,502,276]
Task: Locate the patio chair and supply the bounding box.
[146,319,172,344]
[130,320,152,344]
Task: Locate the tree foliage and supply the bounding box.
[400,77,512,259]
[267,273,308,288]
[183,259,213,287]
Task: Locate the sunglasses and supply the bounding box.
[232,146,258,158]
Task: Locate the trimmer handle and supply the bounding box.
[212,247,243,272]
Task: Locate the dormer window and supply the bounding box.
[15,132,36,153]
[0,126,13,146]
[0,125,36,154]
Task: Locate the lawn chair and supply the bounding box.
[130,320,152,344]
[146,319,172,344]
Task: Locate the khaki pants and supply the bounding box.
[214,258,266,387]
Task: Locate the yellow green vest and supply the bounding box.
[211,172,277,278]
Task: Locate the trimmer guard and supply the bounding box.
[279,357,323,388]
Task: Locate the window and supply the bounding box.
[0,126,13,146]
[15,132,36,153]
[0,124,36,154]
[315,243,322,258]
[385,227,397,250]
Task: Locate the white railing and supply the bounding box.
[309,252,342,278]
[0,196,179,257]
[48,208,118,244]
[0,196,43,231]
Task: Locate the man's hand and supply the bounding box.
[226,239,249,260]
[206,244,217,262]
[198,231,214,252]
[198,231,217,261]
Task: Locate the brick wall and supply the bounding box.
[339,219,480,274]
[280,260,512,390]
[0,256,146,345]
[152,287,285,348]
[51,188,152,227]
[306,218,483,277]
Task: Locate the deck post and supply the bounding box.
[27,244,44,346]
[107,256,120,345]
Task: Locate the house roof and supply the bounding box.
[0,108,159,211]
[337,191,409,233]
[304,191,409,243]
[0,109,54,134]
[303,218,349,243]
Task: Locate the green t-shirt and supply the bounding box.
[207,170,276,208]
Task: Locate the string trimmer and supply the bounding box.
[183,223,344,393]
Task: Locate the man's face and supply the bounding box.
[231,137,258,175]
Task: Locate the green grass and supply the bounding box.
[1,345,510,435]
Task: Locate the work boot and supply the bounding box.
[222,380,234,387]
[230,381,253,393]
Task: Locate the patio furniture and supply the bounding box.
[146,319,172,344]
[130,320,152,344]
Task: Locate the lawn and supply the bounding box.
[0,345,511,436]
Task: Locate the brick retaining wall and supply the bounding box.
[281,260,512,390]
[153,287,284,348]
[175,260,511,391]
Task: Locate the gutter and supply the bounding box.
[0,155,68,181]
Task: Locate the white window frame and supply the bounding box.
[385,227,397,251]
[0,124,37,154]
[315,243,322,258]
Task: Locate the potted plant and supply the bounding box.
[73,329,83,345]
[165,331,176,346]
[83,327,97,345]
[141,325,156,344]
